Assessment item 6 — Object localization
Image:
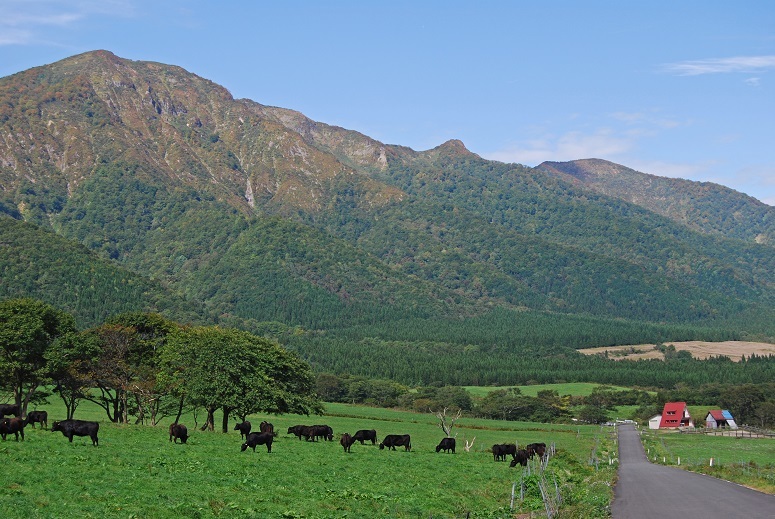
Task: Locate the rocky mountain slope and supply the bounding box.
[1,51,773,340]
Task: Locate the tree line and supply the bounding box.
[0,298,321,431]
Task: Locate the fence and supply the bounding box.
[510,442,560,518]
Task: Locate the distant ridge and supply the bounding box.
[537,159,774,244]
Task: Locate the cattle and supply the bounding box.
[234,420,252,439]
[509,449,529,467]
[312,424,334,441]
[379,434,411,451]
[0,417,25,441]
[0,404,19,419]
[51,419,99,446]
[288,425,314,441]
[436,437,456,453]
[27,410,48,429]
[526,442,547,459]
[352,429,377,445]
[492,443,517,461]
[340,432,356,453]
[259,421,275,436]
[241,432,273,453]
[169,423,188,444]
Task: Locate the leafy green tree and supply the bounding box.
[578,404,609,424]
[47,330,101,419]
[105,313,179,425]
[161,326,321,432]
[0,298,75,416]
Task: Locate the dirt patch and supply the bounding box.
[578,341,775,362]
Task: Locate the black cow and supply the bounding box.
[379,434,411,451]
[169,423,188,444]
[0,404,19,419]
[51,419,99,446]
[27,410,48,429]
[241,432,273,453]
[436,437,456,453]
[492,443,517,461]
[234,420,252,439]
[340,432,356,453]
[259,421,274,436]
[352,429,377,445]
[288,425,314,441]
[312,424,334,441]
[0,417,25,441]
[526,442,547,459]
[509,449,529,467]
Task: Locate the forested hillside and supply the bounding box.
[1,50,774,388]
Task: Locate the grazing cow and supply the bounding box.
[436,437,456,453]
[352,429,377,445]
[169,423,188,444]
[509,449,529,467]
[27,410,48,429]
[288,425,314,441]
[241,432,273,453]
[0,417,26,441]
[492,443,517,461]
[526,442,547,459]
[51,419,99,446]
[312,424,334,441]
[340,432,356,453]
[259,421,274,436]
[379,434,411,451]
[0,404,19,419]
[234,420,252,439]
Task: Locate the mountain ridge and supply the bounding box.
[1,50,773,343]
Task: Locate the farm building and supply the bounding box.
[705,409,738,429]
[659,402,693,429]
[648,414,662,430]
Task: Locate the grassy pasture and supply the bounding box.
[463,383,632,398]
[0,400,616,518]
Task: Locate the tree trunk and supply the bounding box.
[201,406,216,431]
[221,406,231,433]
[174,396,185,425]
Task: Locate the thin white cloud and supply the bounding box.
[663,55,775,76]
[484,129,633,165]
[0,0,134,46]
[744,77,761,87]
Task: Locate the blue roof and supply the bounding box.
[721,410,734,420]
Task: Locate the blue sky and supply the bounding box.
[2,1,774,205]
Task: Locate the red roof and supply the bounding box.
[659,402,689,428]
[707,409,725,421]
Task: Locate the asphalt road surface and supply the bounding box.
[612,424,774,518]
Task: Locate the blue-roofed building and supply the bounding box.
[705,409,738,429]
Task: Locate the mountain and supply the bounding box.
[0,217,204,327]
[1,51,774,352]
[537,159,774,244]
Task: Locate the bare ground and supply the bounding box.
[578,341,775,361]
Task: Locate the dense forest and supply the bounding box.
[1,51,774,398]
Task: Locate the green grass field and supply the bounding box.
[0,400,616,518]
[463,383,632,398]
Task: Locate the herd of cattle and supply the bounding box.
[2,405,548,467]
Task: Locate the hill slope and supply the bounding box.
[1,50,774,345]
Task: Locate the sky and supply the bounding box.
[1,1,774,206]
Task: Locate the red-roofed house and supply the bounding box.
[659,402,693,429]
[705,409,737,429]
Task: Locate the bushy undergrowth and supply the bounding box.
[0,402,616,518]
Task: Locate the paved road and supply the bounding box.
[612,424,774,518]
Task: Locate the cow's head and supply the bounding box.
[51,421,62,432]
